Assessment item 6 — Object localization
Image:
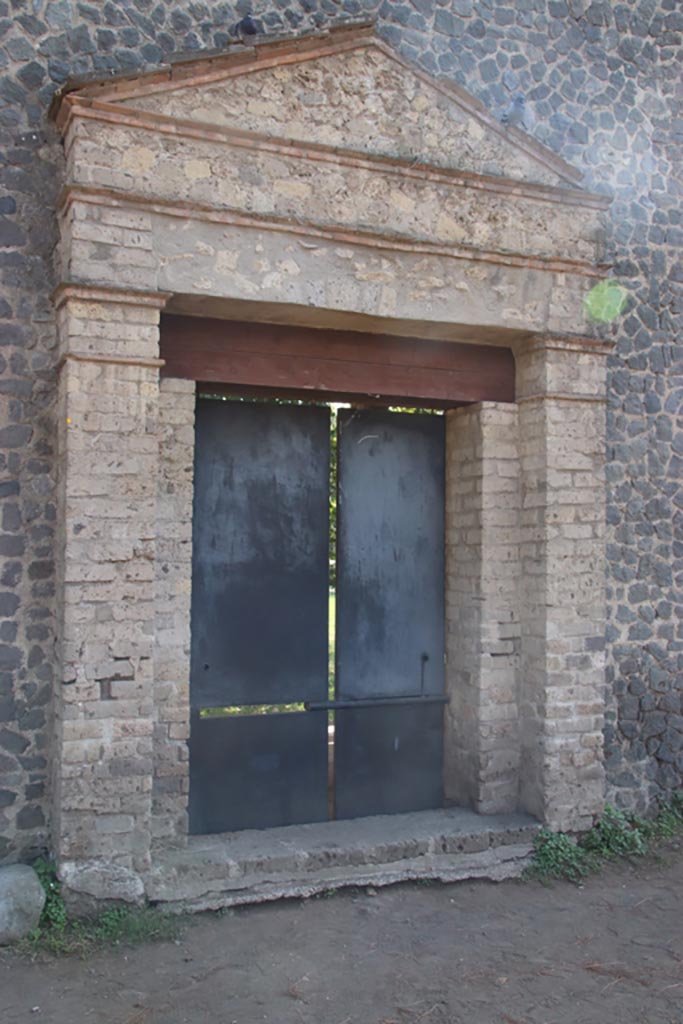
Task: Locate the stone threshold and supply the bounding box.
[147,807,540,912]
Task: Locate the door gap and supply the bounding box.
[328,404,339,820]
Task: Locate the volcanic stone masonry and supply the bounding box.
[0,0,681,868]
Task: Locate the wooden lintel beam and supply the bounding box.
[160,315,515,407]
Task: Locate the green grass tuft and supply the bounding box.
[18,858,182,957]
[581,804,649,860]
[526,829,593,883]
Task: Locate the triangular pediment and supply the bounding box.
[59,24,583,190]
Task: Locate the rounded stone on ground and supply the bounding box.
[0,864,45,944]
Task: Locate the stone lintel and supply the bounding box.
[57,201,598,339]
[59,185,603,282]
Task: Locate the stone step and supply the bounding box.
[147,808,540,912]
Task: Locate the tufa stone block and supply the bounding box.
[0,864,45,944]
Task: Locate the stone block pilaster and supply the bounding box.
[516,335,611,832]
[52,285,168,902]
[444,402,521,814]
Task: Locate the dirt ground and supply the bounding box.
[3,841,683,1024]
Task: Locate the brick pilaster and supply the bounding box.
[516,334,612,831]
[52,286,168,901]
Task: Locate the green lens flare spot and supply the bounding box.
[584,280,629,323]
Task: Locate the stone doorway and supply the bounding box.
[51,24,611,905]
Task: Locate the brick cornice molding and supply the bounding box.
[517,392,607,404]
[517,333,616,357]
[60,351,166,370]
[52,282,172,311]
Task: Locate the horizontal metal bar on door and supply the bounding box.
[305,695,449,711]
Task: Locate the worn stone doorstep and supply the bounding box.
[147,807,540,912]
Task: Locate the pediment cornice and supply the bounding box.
[53,22,603,197]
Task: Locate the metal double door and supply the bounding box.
[189,398,445,834]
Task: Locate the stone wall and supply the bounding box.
[0,0,681,863]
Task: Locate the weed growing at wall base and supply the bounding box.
[32,857,68,935]
[526,798,683,883]
[19,860,182,957]
[526,829,593,883]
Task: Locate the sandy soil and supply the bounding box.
[3,840,683,1024]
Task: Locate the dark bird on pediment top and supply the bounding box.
[235,14,259,37]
